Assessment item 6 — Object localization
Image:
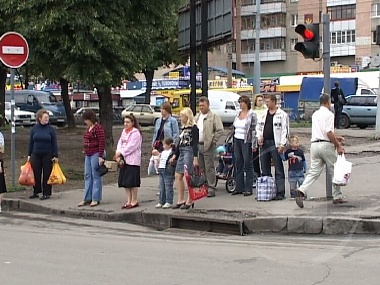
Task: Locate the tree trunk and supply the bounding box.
[96,84,114,159]
[0,68,7,127]
[60,78,76,128]
[143,69,154,104]
[24,65,29,89]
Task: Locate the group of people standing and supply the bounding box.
[17,90,346,211]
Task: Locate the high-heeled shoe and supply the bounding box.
[172,202,185,209]
[180,203,194,210]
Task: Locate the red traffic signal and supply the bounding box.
[294,23,320,59]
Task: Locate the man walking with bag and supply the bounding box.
[295,94,346,208]
[331,81,346,129]
[257,94,289,200]
[195,96,224,197]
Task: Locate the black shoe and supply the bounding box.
[172,202,185,209]
[40,195,50,200]
[243,192,253,196]
[231,191,242,196]
[29,193,39,199]
[207,191,216,198]
[180,203,194,210]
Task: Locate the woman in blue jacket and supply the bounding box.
[152,102,179,151]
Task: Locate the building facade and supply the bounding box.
[207,0,380,76]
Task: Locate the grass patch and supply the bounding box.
[290,121,312,128]
[7,185,26,192]
[62,168,83,181]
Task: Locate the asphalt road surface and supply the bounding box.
[0,212,379,285]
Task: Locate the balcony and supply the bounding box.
[241,2,286,16]
[241,27,286,40]
[234,50,286,62]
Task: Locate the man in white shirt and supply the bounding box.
[295,94,345,208]
[195,97,224,197]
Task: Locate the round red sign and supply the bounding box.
[0,32,29,68]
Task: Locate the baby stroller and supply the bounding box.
[215,130,236,193]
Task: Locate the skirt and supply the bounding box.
[118,164,141,188]
[0,160,6,194]
[175,146,194,174]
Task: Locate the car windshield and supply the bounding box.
[234,101,240,109]
[39,93,58,104]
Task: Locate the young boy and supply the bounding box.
[155,138,176,209]
[282,135,306,199]
[0,131,6,213]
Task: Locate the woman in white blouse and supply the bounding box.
[231,95,258,196]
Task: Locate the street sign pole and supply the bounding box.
[10,68,15,186]
[0,32,30,186]
[323,13,332,198]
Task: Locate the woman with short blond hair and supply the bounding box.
[170,107,199,209]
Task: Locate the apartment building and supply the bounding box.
[207,0,380,76]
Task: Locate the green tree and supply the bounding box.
[138,0,188,104]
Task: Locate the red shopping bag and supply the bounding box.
[19,161,36,186]
[184,165,208,201]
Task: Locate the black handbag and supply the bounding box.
[189,166,208,188]
[99,164,109,176]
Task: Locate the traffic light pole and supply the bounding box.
[322,13,333,198]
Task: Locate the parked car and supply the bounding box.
[4,102,36,126]
[74,106,123,125]
[121,104,162,126]
[5,90,66,127]
[341,95,377,129]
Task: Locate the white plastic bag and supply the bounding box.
[332,154,352,186]
[147,156,157,176]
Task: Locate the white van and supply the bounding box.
[207,90,241,124]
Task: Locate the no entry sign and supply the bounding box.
[0,32,29,68]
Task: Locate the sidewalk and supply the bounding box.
[3,129,380,235]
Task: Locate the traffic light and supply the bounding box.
[294,23,320,59]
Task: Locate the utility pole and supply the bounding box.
[201,0,208,98]
[235,0,242,71]
[254,0,261,95]
[323,13,332,198]
[376,26,380,138]
[189,0,197,114]
[227,43,233,88]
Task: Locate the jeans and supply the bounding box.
[234,138,253,193]
[260,140,286,197]
[288,170,305,197]
[84,153,102,202]
[158,169,174,204]
[334,105,342,129]
[30,152,53,196]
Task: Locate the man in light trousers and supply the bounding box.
[195,96,224,197]
[295,93,346,208]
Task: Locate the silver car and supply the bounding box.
[341,95,377,129]
[121,104,162,126]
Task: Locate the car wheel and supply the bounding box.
[358,124,367,129]
[340,114,350,129]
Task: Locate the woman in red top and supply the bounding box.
[78,110,106,207]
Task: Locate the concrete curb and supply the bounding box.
[3,198,380,235]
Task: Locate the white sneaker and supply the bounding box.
[155,203,163,208]
[162,203,172,209]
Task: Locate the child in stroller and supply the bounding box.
[216,145,233,178]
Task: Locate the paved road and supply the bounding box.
[0,213,379,285]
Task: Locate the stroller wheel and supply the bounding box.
[225,177,236,193]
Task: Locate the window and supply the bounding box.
[290,14,298,27]
[241,16,254,30]
[331,30,355,44]
[365,97,376,106]
[131,106,142,112]
[373,30,377,44]
[242,38,285,52]
[372,3,380,17]
[253,13,286,29]
[225,101,236,110]
[290,38,298,51]
[350,97,366,106]
[142,106,151,113]
[327,4,356,21]
[290,0,298,2]
[241,0,252,6]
